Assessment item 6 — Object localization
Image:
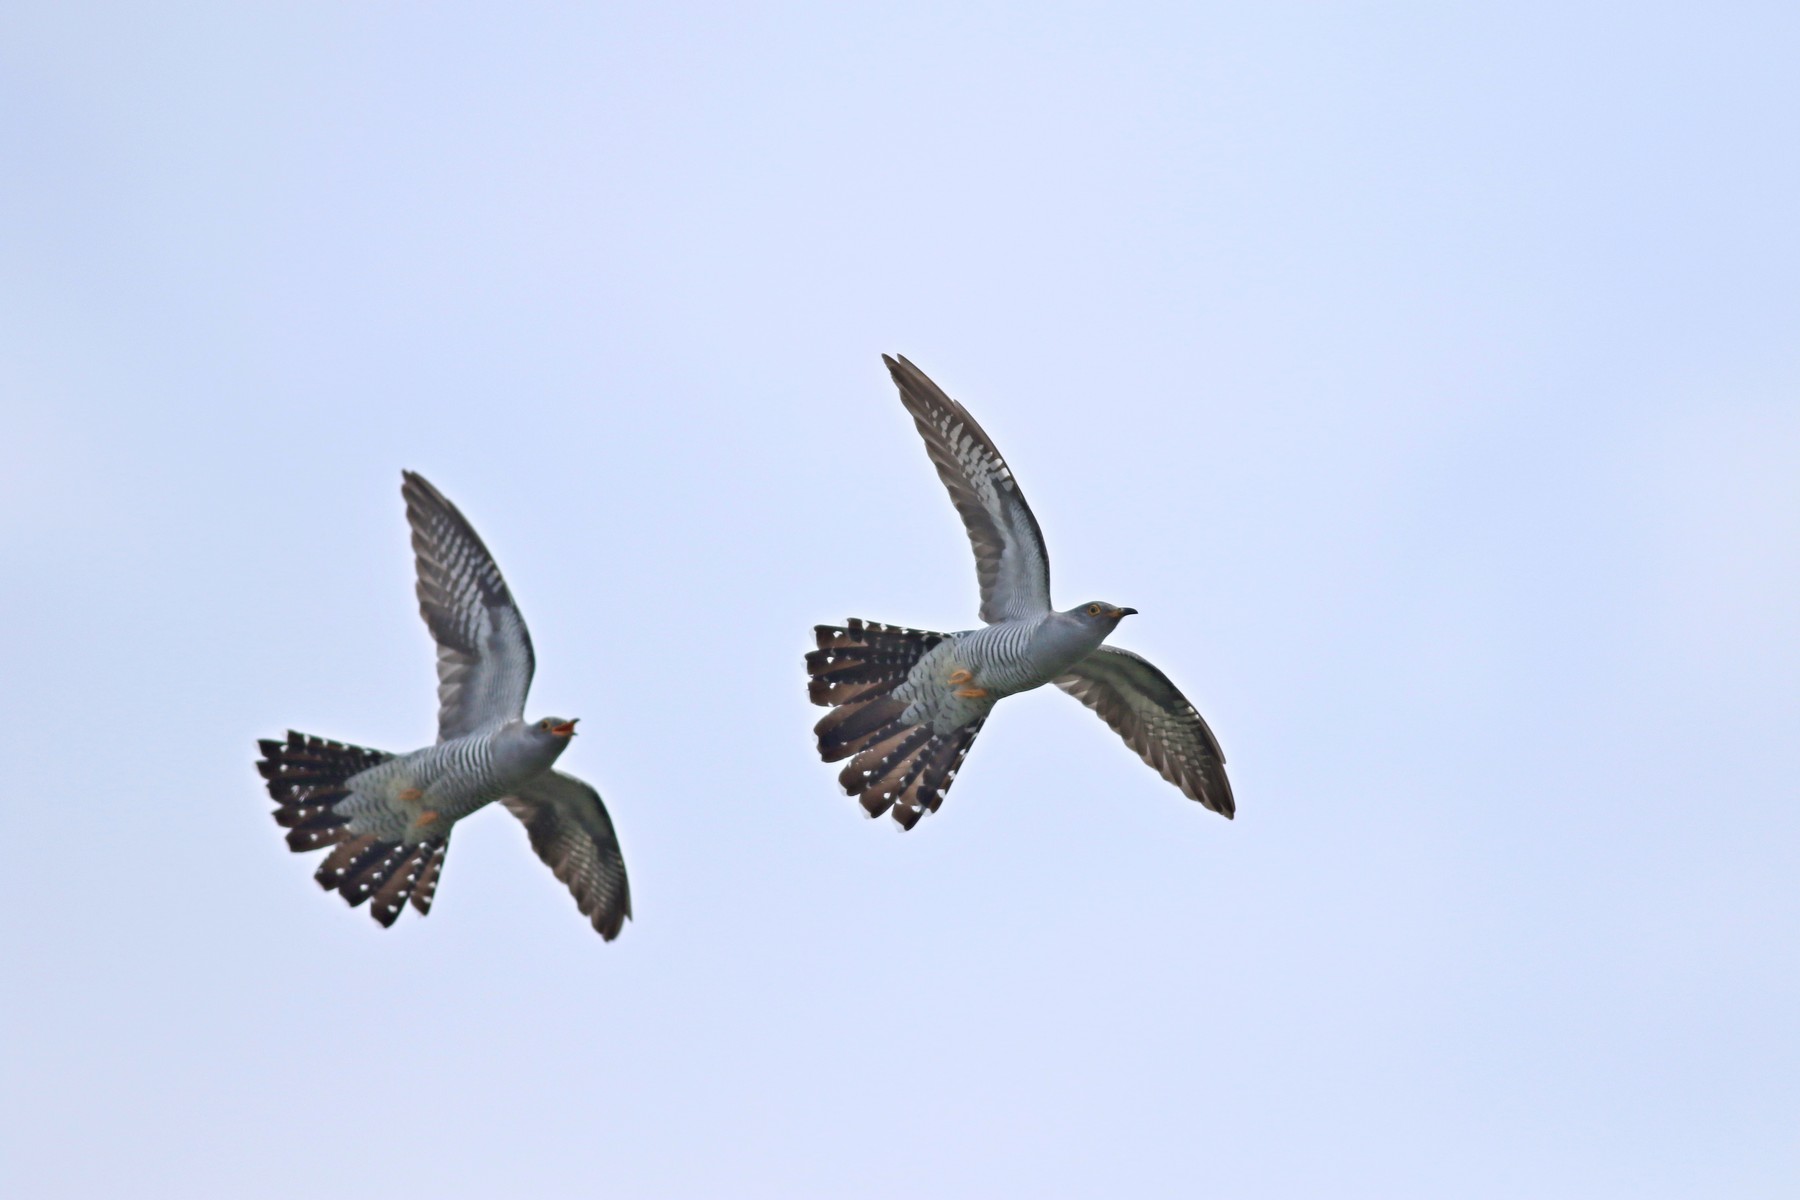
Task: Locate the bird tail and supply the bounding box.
[806,620,986,829]
[256,731,450,927]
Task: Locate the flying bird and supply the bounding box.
[807,356,1235,829]
[257,472,631,938]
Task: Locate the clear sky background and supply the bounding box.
[2,4,1796,1197]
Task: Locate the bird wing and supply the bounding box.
[884,355,1052,624]
[501,770,632,940]
[1055,646,1235,818]
[402,471,537,742]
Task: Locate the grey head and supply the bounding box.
[494,716,579,778]
[1066,601,1138,630]
[531,716,579,742]
[1037,601,1139,668]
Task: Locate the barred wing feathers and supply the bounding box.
[502,771,632,940]
[402,471,536,742]
[884,355,1052,624]
[1055,647,1235,818]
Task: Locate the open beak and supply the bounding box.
[550,719,579,738]
[1110,607,1138,618]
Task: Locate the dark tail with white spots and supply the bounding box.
[807,620,986,830]
[256,731,449,927]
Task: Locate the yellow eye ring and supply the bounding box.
[1086,603,1102,616]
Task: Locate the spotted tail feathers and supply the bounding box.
[807,620,985,829]
[256,731,448,927]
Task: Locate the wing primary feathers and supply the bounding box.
[502,771,632,941]
[401,471,537,742]
[882,356,1053,623]
[1055,646,1235,818]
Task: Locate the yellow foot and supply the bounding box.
[956,686,990,699]
[947,668,973,685]
[398,787,423,802]
[415,809,440,825]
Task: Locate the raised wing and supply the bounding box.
[884,355,1052,623]
[502,770,632,940]
[402,471,536,742]
[1055,646,1235,818]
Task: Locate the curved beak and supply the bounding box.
[1109,607,1138,618]
[550,719,579,738]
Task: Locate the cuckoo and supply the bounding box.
[807,356,1236,829]
[257,472,631,937]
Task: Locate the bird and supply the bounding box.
[806,355,1235,830]
[256,471,631,938]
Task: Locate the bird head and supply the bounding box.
[533,716,579,740]
[1072,601,1137,627]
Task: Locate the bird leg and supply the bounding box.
[398,787,439,825]
[946,667,987,698]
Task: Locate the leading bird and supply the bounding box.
[807,356,1235,829]
[256,472,631,937]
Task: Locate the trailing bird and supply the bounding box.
[257,472,631,937]
[807,356,1235,830]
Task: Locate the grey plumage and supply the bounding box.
[1055,647,1232,814]
[892,358,1051,624]
[808,356,1235,826]
[405,472,536,743]
[503,772,632,939]
[256,472,632,937]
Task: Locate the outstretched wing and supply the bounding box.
[1055,646,1235,818]
[502,770,632,940]
[884,355,1052,624]
[402,471,536,742]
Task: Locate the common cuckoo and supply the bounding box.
[807,356,1235,829]
[257,472,631,937]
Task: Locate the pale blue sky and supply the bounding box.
[2,4,1797,1197]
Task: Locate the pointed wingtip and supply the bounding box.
[401,469,439,501]
[1208,787,1237,820]
[595,903,630,941]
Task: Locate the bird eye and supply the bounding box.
[1087,603,1101,616]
